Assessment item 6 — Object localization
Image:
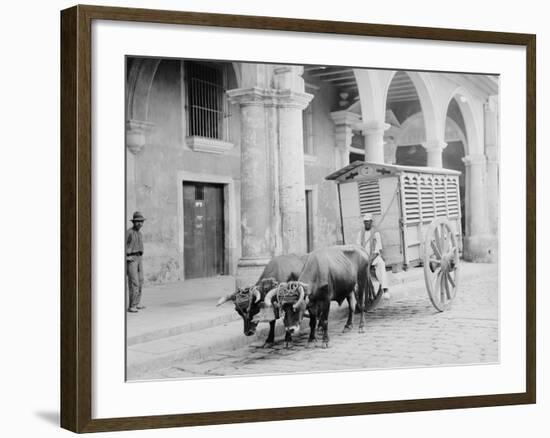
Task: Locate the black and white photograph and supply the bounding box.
[125,58,500,381]
[3,0,545,435]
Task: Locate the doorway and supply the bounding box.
[183,182,225,279]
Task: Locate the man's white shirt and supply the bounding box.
[357,229,382,257]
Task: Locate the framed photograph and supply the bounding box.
[60,4,536,433]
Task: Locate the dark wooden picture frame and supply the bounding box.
[60,4,536,433]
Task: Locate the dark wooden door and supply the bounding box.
[183,182,225,279]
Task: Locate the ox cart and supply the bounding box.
[326,161,462,312]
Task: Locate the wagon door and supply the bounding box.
[399,173,462,267]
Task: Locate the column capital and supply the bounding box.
[273,65,306,93]
[356,120,389,163]
[227,87,271,106]
[422,139,447,168]
[330,111,359,169]
[275,89,313,110]
[421,138,448,152]
[126,119,154,155]
[354,120,390,135]
[462,154,487,166]
[331,111,360,153]
[330,110,361,127]
[227,87,313,110]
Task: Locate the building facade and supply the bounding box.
[126,58,499,284]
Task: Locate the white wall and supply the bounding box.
[0,0,546,437]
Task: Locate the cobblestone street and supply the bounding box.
[135,265,498,380]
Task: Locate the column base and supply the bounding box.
[236,257,271,287]
[463,234,498,263]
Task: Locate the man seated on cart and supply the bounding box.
[356,213,390,300]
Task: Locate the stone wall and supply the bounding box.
[128,59,345,284]
[304,83,342,248]
[129,59,242,283]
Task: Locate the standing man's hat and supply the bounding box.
[362,213,373,221]
[131,211,146,222]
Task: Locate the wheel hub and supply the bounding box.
[440,252,457,272]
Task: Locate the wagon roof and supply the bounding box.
[325,161,461,182]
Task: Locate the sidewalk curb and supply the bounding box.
[127,312,240,346]
[127,265,487,379]
[127,303,352,379]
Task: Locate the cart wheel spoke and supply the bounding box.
[446,271,456,288]
[423,218,460,312]
[443,271,452,300]
[434,226,443,253]
[431,240,442,259]
[433,271,441,301]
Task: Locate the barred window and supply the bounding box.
[185,61,229,140]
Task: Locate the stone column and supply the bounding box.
[330,110,360,169]
[356,120,390,163]
[273,66,313,255]
[227,88,273,269]
[383,137,398,164]
[484,97,499,237]
[265,101,283,256]
[422,139,447,168]
[277,91,312,254]
[463,154,494,261]
[126,119,153,219]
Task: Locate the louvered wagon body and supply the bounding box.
[326,161,462,311]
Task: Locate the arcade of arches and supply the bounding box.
[126,58,499,283]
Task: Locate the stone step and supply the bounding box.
[127,310,240,346]
[127,300,353,380]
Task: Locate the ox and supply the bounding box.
[265,245,368,348]
[216,254,305,346]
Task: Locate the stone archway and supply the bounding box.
[384,71,443,166]
[128,58,242,125]
[444,88,493,261]
[384,70,441,142]
[443,99,468,239]
[126,58,162,122]
[353,69,441,164]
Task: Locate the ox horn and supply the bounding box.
[293,285,305,310]
[252,287,261,304]
[263,286,280,307]
[216,291,237,307]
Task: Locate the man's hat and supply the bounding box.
[362,213,373,221]
[131,211,146,222]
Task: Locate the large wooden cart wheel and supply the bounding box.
[423,218,460,311]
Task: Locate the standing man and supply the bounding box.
[127,211,146,313]
[356,213,390,300]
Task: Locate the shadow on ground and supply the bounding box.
[34,410,59,427]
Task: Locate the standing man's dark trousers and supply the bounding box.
[127,255,143,309]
